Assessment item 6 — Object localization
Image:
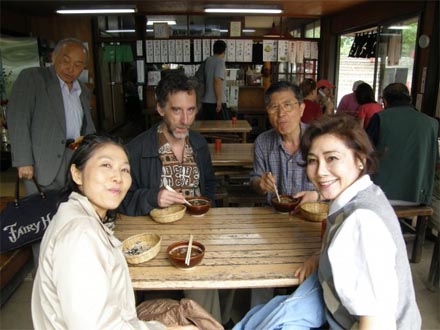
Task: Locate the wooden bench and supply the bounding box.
[0,197,34,306]
[0,247,33,306]
[393,205,433,263]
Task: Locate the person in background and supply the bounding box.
[201,40,229,120]
[299,78,322,124]
[355,82,383,128]
[366,82,438,205]
[337,80,364,116]
[316,79,336,115]
[296,114,421,329]
[250,81,319,307]
[119,71,232,326]
[7,37,96,267]
[32,134,196,330]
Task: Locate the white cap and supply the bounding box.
[352,80,365,91]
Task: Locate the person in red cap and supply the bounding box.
[316,79,336,115]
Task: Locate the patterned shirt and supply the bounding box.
[250,123,315,204]
[157,127,201,198]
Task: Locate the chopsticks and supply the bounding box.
[185,234,193,266]
[164,184,192,206]
[269,172,281,202]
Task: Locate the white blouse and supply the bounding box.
[327,176,398,325]
[32,192,166,330]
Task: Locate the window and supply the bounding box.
[97,15,136,38]
[305,20,321,39]
[335,16,419,107]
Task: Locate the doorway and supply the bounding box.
[96,42,144,139]
[336,16,419,107]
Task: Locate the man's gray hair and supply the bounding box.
[53,38,89,65]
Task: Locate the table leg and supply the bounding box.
[427,234,439,291]
[242,133,247,143]
[411,215,429,263]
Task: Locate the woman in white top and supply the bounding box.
[32,134,197,330]
[295,115,420,330]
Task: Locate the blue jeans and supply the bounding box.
[233,272,326,330]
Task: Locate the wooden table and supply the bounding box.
[114,207,321,290]
[191,120,252,143]
[208,143,254,167]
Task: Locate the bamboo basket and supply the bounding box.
[150,205,186,223]
[300,202,329,222]
[122,233,161,264]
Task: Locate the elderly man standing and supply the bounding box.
[366,82,438,205]
[8,38,95,193]
[7,38,95,266]
[119,71,235,326]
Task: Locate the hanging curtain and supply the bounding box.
[348,31,378,58]
[367,32,377,58]
[348,33,360,58]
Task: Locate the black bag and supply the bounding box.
[194,60,206,97]
[0,177,64,253]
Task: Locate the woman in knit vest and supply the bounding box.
[295,114,421,330]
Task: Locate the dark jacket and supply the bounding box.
[119,123,216,216]
[7,66,95,186]
[367,105,438,204]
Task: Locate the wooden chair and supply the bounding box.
[427,217,439,291]
[393,205,433,263]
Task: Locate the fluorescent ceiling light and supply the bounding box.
[389,25,410,30]
[216,29,256,33]
[205,8,282,14]
[147,20,176,25]
[106,29,156,33]
[57,9,135,14]
[105,29,135,33]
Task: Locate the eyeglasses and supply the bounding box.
[267,101,300,114]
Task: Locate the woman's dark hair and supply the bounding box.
[355,83,375,105]
[155,70,199,109]
[300,114,379,175]
[299,78,317,98]
[65,134,128,195]
[264,81,304,106]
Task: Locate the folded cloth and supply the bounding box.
[233,271,326,330]
[137,298,224,330]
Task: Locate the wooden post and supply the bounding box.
[262,61,271,91]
